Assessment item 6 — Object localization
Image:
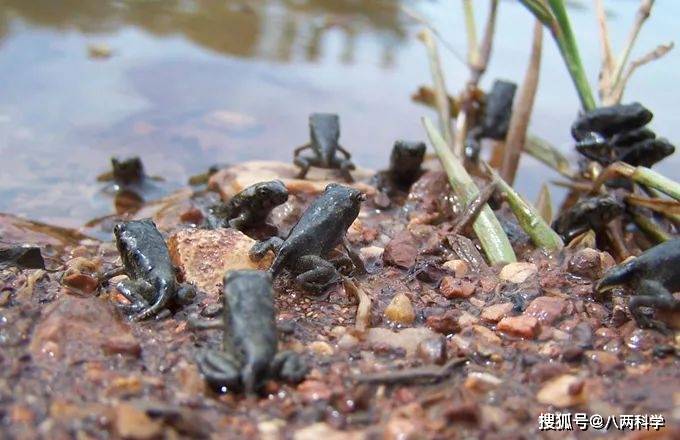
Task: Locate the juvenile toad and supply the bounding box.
[597,239,680,332]
[551,195,624,242]
[112,219,196,321]
[206,180,288,230]
[250,183,365,293]
[293,113,355,182]
[195,270,307,394]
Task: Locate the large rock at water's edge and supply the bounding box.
[168,228,273,296]
[208,160,375,201]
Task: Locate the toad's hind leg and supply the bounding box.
[271,350,308,384]
[337,158,355,182]
[295,255,341,293]
[196,350,241,392]
[629,279,679,333]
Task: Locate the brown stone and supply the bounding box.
[567,248,602,279]
[383,231,418,269]
[524,296,566,325]
[62,272,99,294]
[297,380,332,402]
[442,259,469,277]
[114,403,163,440]
[480,302,513,323]
[497,315,539,339]
[426,310,461,334]
[439,277,476,298]
[168,228,273,296]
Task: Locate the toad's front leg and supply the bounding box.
[115,278,153,314]
[132,282,175,322]
[196,349,242,392]
[250,237,284,261]
[295,255,342,293]
[629,279,679,334]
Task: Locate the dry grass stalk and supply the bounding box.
[418,29,454,145]
[500,19,543,185]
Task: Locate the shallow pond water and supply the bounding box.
[0,0,677,228]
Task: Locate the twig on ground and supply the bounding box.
[353,357,467,384]
[451,182,498,235]
[343,277,371,333]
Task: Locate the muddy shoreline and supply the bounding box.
[0,160,678,439]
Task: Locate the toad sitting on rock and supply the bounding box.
[293,113,356,182]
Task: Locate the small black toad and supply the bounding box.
[597,239,680,332]
[195,270,307,394]
[372,140,426,200]
[571,102,675,168]
[111,156,145,185]
[111,219,195,321]
[250,183,365,293]
[206,180,288,231]
[293,113,355,182]
[465,80,517,160]
[551,195,624,243]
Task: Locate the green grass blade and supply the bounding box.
[486,164,564,252]
[547,0,596,110]
[423,117,517,264]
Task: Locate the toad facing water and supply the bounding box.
[597,239,680,331]
[206,180,288,231]
[293,113,355,182]
[250,183,365,293]
[195,270,307,394]
[111,219,196,321]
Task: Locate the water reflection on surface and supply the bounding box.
[0,0,677,227]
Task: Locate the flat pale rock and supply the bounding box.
[366,327,437,356]
[499,262,537,283]
[208,160,376,201]
[168,228,273,296]
[536,374,587,408]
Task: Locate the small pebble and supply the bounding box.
[384,292,416,325]
[416,336,447,365]
[308,341,334,357]
[499,262,537,283]
[442,259,469,278]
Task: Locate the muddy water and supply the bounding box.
[0,0,677,228]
